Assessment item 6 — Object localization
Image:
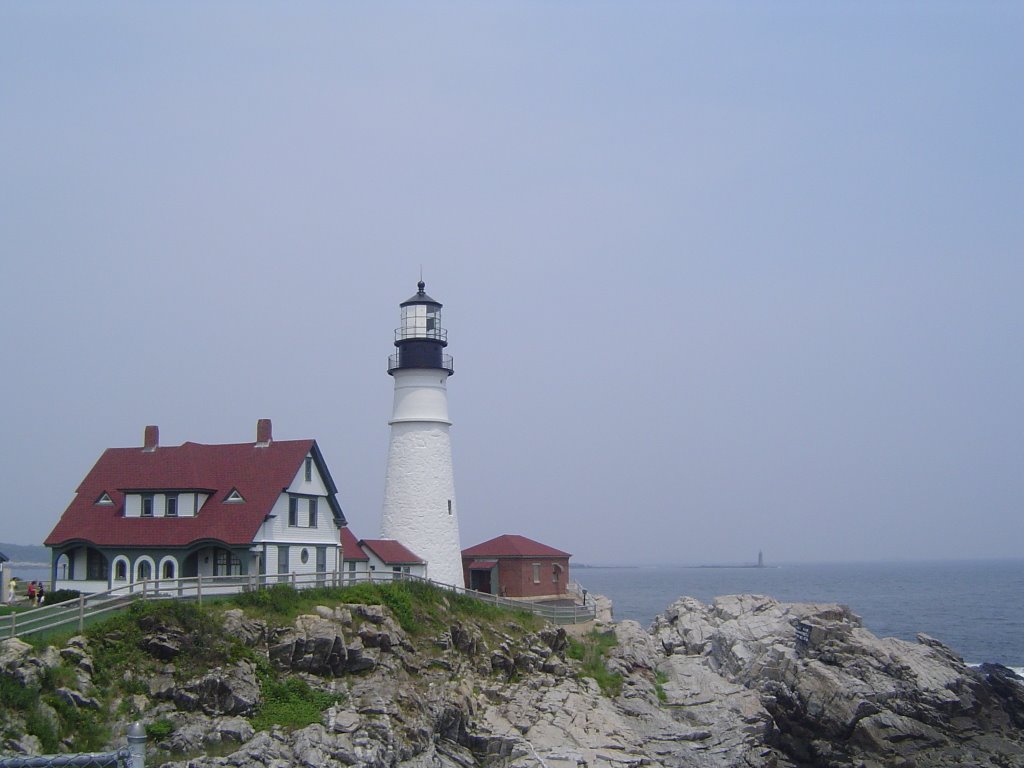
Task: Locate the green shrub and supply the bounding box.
[252,676,342,731]
[145,718,175,739]
[45,589,82,605]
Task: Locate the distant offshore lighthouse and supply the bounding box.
[379,281,464,587]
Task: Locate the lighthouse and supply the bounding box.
[380,281,464,587]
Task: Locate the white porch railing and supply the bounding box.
[1,570,596,640]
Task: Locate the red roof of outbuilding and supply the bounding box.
[360,539,424,565]
[462,534,571,559]
[340,527,369,561]
[45,438,342,548]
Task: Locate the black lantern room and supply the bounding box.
[388,281,455,375]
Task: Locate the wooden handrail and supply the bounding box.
[1,570,594,640]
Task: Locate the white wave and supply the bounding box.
[968,663,1024,678]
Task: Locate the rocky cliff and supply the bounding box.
[2,589,1022,767]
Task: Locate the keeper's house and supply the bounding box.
[44,420,346,593]
[462,534,571,600]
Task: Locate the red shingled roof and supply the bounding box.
[462,534,571,559]
[340,527,369,561]
[360,539,424,565]
[45,439,336,548]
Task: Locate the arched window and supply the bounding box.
[114,559,128,581]
[161,560,176,579]
[136,559,153,581]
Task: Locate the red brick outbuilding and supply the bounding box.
[461,534,571,600]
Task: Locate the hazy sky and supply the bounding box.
[2,3,1021,565]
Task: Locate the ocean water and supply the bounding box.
[574,559,1024,668]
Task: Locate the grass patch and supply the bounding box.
[228,580,541,637]
[0,673,61,751]
[567,630,622,697]
[24,703,60,752]
[45,692,109,751]
[251,676,344,731]
[654,670,669,703]
[0,672,38,711]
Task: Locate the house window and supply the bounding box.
[225,489,244,503]
[214,549,241,576]
[162,560,176,579]
[277,546,289,580]
[308,498,318,528]
[300,548,309,564]
[137,560,152,580]
[288,497,298,527]
[532,563,541,584]
[141,494,154,517]
[552,564,562,584]
[87,548,109,580]
[113,560,127,581]
[165,495,178,517]
[348,561,356,572]
[305,456,312,482]
[96,492,113,505]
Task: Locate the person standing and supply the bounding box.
[26,581,35,604]
[35,583,45,606]
[6,576,15,604]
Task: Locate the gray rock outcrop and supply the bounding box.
[4,591,1023,768]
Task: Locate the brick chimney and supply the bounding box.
[256,418,272,447]
[143,425,159,452]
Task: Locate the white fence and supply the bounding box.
[1,571,595,640]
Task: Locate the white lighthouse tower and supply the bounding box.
[380,281,464,587]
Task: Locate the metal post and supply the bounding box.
[127,720,147,768]
[78,593,85,633]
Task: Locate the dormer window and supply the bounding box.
[165,494,178,517]
[95,492,113,506]
[225,489,244,503]
[141,494,154,517]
